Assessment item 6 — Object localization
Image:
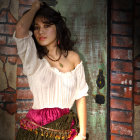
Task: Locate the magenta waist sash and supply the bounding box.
[20,108,70,130]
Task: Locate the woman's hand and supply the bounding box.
[73,135,84,140]
[31,0,42,11]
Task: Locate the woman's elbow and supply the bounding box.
[15,24,28,38]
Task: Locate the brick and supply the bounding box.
[17,101,33,111]
[111,11,132,23]
[111,24,132,36]
[111,98,132,110]
[111,36,133,47]
[7,36,17,46]
[111,135,133,140]
[110,85,132,98]
[8,12,17,23]
[111,61,133,73]
[0,93,16,103]
[111,49,132,60]
[111,123,133,136]
[0,55,7,63]
[0,91,3,96]
[5,103,17,114]
[111,73,133,85]
[134,57,140,68]
[17,77,29,87]
[134,94,140,105]
[0,46,17,55]
[0,35,6,44]
[0,24,16,35]
[0,94,3,102]
[19,0,34,5]
[8,56,17,64]
[135,61,140,68]
[112,0,133,10]
[134,82,140,93]
[0,103,4,109]
[17,66,24,76]
[134,70,140,80]
[0,87,16,94]
[110,110,133,123]
[16,89,33,99]
[17,57,23,65]
[0,10,7,22]
[18,6,31,18]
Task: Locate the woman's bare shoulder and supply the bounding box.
[68,51,81,67]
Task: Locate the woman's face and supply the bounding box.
[33,17,57,47]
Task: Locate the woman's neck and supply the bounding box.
[47,45,61,59]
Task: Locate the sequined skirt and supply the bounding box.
[16,108,78,140]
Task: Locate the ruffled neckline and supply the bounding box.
[42,58,82,76]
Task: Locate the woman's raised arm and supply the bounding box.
[16,0,41,38]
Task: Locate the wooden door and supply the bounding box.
[55,0,107,139]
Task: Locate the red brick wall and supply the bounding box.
[15,0,33,134]
[110,0,134,139]
[0,9,17,114]
[0,8,17,139]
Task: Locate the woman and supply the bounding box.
[13,0,88,139]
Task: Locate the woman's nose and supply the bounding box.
[39,27,44,34]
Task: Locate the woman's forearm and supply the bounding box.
[16,0,40,38]
[76,96,87,137]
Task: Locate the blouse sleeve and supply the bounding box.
[75,62,88,100]
[13,31,40,76]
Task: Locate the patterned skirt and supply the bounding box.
[16,108,79,140]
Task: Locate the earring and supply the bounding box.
[58,40,60,46]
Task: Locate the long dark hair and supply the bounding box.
[30,3,75,59]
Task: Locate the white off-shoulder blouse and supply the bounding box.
[13,31,88,109]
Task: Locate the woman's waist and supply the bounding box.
[25,107,70,126]
[20,107,78,131]
[32,100,74,110]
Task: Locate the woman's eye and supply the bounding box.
[34,26,39,30]
[33,24,51,30]
[44,24,51,28]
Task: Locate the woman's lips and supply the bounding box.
[39,37,46,41]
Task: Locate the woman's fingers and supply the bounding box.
[31,0,42,11]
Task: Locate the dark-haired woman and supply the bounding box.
[13,0,88,140]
